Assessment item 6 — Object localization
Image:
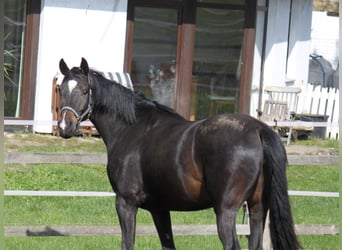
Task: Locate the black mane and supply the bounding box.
[88,70,181,124]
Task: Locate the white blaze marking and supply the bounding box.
[68,80,78,93]
[59,112,67,131]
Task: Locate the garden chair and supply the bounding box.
[257,86,302,145]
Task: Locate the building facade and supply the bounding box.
[5,0,334,133]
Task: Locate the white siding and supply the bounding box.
[262,0,291,87]
[34,0,127,133]
[286,0,313,86]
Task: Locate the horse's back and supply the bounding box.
[195,113,265,150]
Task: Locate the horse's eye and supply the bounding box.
[83,89,89,95]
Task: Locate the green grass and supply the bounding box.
[296,137,339,150]
[5,164,110,192]
[4,235,339,249]
[287,166,339,225]
[4,164,339,249]
[6,164,338,225]
[4,134,340,249]
[287,165,339,192]
[4,235,234,250]
[4,133,106,153]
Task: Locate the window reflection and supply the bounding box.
[193,8,244,119]
[4,0,26,117]
[131,7,178,107]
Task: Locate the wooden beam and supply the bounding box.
[174,0,196,118]
[239,0,257,114]
[5,224,339,237]
[4,152,339,166]
[123,1,135,73]
[20,0,41,120]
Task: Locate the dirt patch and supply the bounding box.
[285,144,338,155]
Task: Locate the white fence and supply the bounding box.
[4,190,339,198]
[297,83,339,139]
[253,82,339,139]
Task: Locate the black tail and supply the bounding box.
[260,127,301,250]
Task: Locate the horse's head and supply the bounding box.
[57,58,92,138]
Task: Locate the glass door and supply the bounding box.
[192,8,245,119]
[130,7,179,108]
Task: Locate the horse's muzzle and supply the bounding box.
[58,115,81,139]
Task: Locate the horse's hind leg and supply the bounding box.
[247,201,264,250]
[247,173,268,250]
[150,209,175,250]
[215,206,240,250]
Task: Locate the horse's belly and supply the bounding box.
[142,176,212,211]
[169,197,213,211]
[142,195,212,211]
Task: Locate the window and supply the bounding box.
[125,0,255,119]
[131,7,179,107]
[4,0,26,117]
[193,8,244,119]
[4,0,40,120]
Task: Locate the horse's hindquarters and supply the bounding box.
[194,114,264,204]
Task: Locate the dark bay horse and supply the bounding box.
[57,58,300,250]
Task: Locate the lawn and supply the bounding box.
[4,134,340,249]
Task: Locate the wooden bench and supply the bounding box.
[257,86,309,144]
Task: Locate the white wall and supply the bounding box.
[286,0,312,86]
[262,0,313,88]
[34,0,127,133]
[262,0,291,87]
[310,11,339,69]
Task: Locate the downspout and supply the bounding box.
[257,0,269,112]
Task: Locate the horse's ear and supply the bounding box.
[59,59,70,75]
[80,58,89,75]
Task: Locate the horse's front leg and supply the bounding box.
[116,196,138,250]
[150,209,176,250]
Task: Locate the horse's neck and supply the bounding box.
[90,113,126,148]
